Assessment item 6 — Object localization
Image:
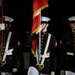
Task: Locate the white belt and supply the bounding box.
[4,49,13,55]
[66,52,74,56]
[1,72,12,75]
[34,52,50,58]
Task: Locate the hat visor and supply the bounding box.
[41,21,48,24]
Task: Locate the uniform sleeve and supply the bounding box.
[59,36,66,70]
[50,35,57,51]
[50,35,57,73]
[27,33,38,46]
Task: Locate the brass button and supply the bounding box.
[18,62,20,63]
[2,52,4,54]
[42,38,43,40]
[67,42,69,44]
[2,49,4,51]
[3,43,5,45]
[3,46,5,48]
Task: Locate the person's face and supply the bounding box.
[42,23,49,32]
[5,23,11,30]
[70,23,75,33]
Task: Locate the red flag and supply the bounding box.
[33,0,48,17]
[31,0,48,54]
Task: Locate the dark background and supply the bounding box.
[3,0,75,40]
[3,0,75,75]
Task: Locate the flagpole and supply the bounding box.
[38,12,41,63]
[38,12,41,75]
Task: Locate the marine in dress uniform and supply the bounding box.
[27,16,57,75]
[60,16,75,75]
[0,16,20,75]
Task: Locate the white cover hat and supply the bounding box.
[68,16,75,22]
[41,16,50,22]
[3,16,14,22]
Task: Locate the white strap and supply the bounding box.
[2,32,13,61]
[35,34,51,64]
[41,34,51,64]
[5,49,13,55]
[36,48,39,64]
[41,52,50,58]
[1,72,12,75]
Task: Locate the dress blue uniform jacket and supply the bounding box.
[60,32,75,72]
[0,30,20,72]
[27,32,57,74]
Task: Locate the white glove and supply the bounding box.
[60,70,64,75]
[36,25,42,34]
[12,68,17,73]
[50,71,55,75]
[0,23,5,30]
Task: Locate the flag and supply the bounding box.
[33,0,48,17]
[31,0,48,54]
